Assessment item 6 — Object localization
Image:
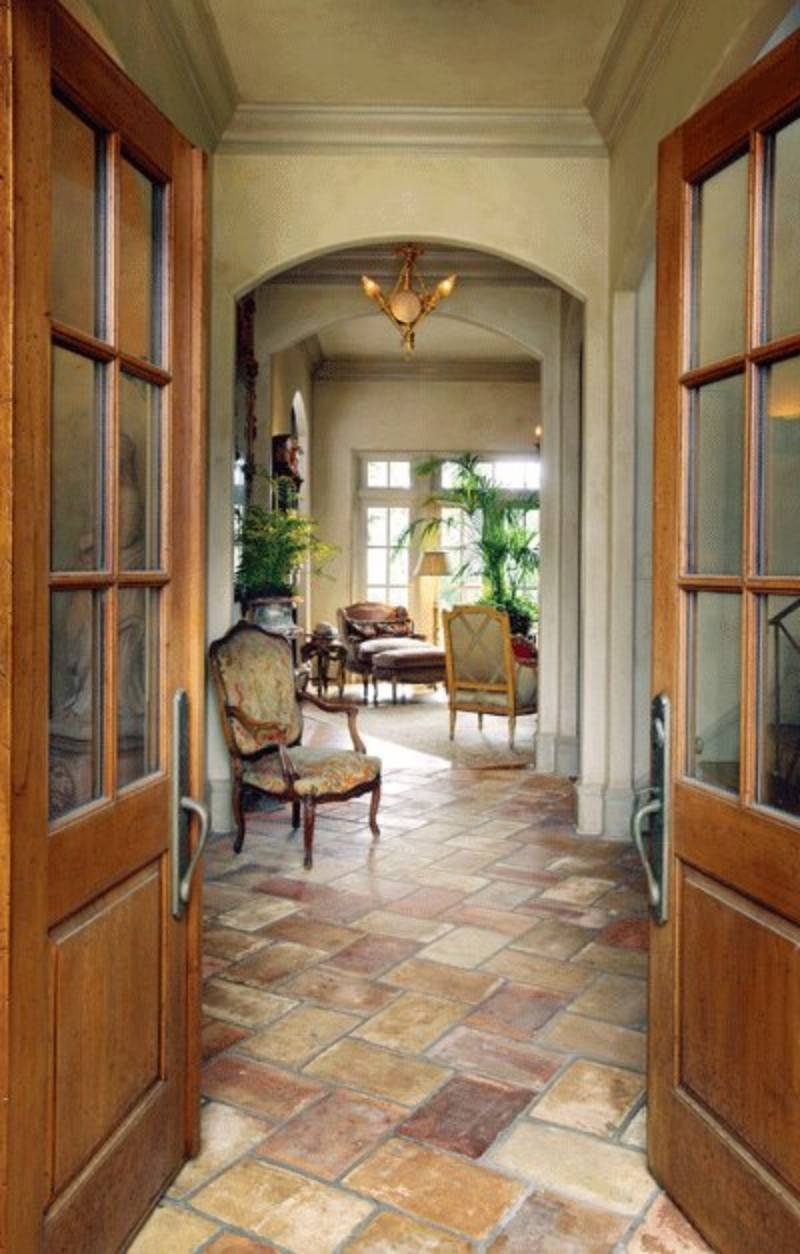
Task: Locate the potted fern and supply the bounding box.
[235,500,338,626]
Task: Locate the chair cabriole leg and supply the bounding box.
[369,781,381,838]
[303,798,316,868]
[232,780,246,854]
[291,800,301,829]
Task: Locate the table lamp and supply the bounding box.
[413,549,453,644]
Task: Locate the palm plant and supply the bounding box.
[401,454,540,635]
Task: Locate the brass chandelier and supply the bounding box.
[361,244,457,357]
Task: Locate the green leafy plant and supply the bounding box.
[401,454,540,635]
[235,499,338,603]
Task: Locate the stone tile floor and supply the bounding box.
[132,760,712,1253]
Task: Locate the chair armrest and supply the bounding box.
[277,741,298,784]
[301,690,366,753]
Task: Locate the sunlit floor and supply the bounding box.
[133,711,711,1253]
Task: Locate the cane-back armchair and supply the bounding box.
[209,622,381,867]
[443,605,537,749]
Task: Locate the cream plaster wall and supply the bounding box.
[309,377,539,636]
[608,0,790,287]
[207,152,610,832]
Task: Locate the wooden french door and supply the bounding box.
[2,4,207,1250]
[648,29,800,1253]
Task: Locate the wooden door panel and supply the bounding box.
[50,865,162,1194]
[48,779,169,923]
[680,868,800,1190]
[673,784,800,926]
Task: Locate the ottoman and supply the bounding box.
[372,645,447,705]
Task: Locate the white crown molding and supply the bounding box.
[587,0,688,146]
[218,104,606,157]
[314,357,539,383]
[148,0,237,147]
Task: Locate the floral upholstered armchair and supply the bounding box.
[443,605,537,749]
[209,622,381,867]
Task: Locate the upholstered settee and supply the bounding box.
[337,601,427,701]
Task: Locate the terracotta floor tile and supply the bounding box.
[327,934,420,976]
[218,896,302,932]
[466,982,563,1039]
[466,880,539,909]
[434,848,501,874]
[226,941,328,987]
[204,927,270,962]
[538,1012,646,1071]
[305,1038,450,1105]
[623,1105,647,1148]
[540,876,617,907]
[530,1058,644,1137]
[353,909,453,943]
[280,966,399,1015]
[240,1005,359,1065]
[575,941,648,978]
[598,917,649,951]
[482,949,593,997]
[419,925,510,969]
[570,973,648,1027]
[169,1102,271,1197]
[392,886,468,918]
[487,1189,629,1252]
[258,916,361,952]
[627,1193,713,1252]
[490,1123,655,1213]
[126,1205,218,1252]
[354,992,469,1052]
[383,957,500,1004]
[202,1055,324,1120]
[345,1138,524,1238]
[408,868,491,893]
[205,883,256,914]
[328,871,418,901]
[202,979,297,1028]
[345,1210,471,1252]
[511,917,594,960]
[439,904,533,937]
[192,1158,374,1253]
[430,1026,560,1090]
[258,1088,404,1180]
[204,1236,278,1253]
[400,1072,532,1158]
[202,1019,250,1061]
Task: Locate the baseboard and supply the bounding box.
[603,787,635,840]
[209,775,234,835]
[575,781,633,840]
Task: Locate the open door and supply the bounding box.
[1,4,207,1249]
[644,28,800,1253]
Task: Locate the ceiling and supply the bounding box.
[316,316,534,363]
[205,0,628,110]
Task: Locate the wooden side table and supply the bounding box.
[301,635,347,697]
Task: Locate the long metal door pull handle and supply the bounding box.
[631,797,662,910]
[179,796,210,904]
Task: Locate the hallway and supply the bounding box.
[134,764,708,1252]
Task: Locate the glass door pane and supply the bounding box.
[765,116,800,343]
[691,155,749,367]
[688,375,744,574]
[687,592,742,793]
[119,158,165,364]
[51,97,106,337]
[49,590,104,819]
[758,595,800,817]
[119,373,162,570]
[51,347,106,571]
[759,356,800,574]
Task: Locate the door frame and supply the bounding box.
[0,3,207,1247]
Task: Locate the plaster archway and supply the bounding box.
[208,157,610,834]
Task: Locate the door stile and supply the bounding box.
[6,1,53,1249]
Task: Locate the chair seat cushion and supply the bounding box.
[356,636,425,660]
[374,646,446,672]
[454,663,536,712]
[242,747,381,798]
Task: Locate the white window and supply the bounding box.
[365,458,411,489]
[365,505,410,604]
[441,457,540,491]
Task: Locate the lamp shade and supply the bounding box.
[414,549,452,578]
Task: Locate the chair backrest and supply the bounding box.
[209,622,302,757]
[443,605,513,693]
